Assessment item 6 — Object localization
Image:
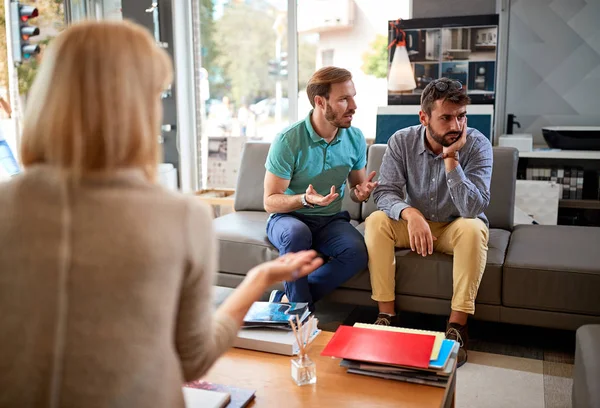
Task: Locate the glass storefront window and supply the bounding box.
[201,0,290,142]
[66,0,121,22]
[200,0,410,189]
[297,0,410,140]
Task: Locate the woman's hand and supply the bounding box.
[250,250,323,286]
[216,250,324,335]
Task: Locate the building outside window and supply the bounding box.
[202,0,410,189]
[321,49,334,67]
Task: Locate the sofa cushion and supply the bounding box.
[361,144,385,220]
[344,225,510,305]
[214,211,279,275]
[214,211,361,276]
[233,142,362,220]
[234,142,271,212]
[486,147,518,231]
[504,225,600,315]
[361,144,518,231]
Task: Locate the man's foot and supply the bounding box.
[373,313,399,327]
[445,322,469,368]
[268,290,288,303]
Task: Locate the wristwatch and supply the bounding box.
[301,194,315,208]
[442,151,459,161]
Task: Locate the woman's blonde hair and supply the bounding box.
[20,20,173,181]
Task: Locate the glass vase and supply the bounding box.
[291,354,317,386]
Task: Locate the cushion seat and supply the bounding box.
[342,225,510,305]
[503,225,600,315]
[215,211,510,305]
[214,211,279,275]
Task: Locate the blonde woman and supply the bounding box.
[0,21,322,407]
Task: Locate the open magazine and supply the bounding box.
[242,301,310,329]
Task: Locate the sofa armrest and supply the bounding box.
[573,324,600,408]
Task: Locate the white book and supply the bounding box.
[234,317,320,356]
[182,387,230,408]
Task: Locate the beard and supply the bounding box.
[325,102,354,129]
[427,124,460,147]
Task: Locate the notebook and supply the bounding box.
[347,368,448,388]
[429,339,456,370]
[182,387,230,408]
[184,381,256,408]
[354,323,445,360]
[321,325,435,369]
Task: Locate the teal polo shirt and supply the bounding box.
[265,110,367,216]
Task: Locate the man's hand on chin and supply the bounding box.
[443,117,468,156]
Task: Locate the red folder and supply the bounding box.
[321,325,435,369]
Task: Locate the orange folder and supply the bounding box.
[321,325,435,369]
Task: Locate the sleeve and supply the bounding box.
[175,199,239,382]
[373,133,411,220]
[352,129,367,171]
[265,134,295,180]
[445,134,493,218]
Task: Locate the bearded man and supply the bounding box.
[365,77,493,367]
[263,67,376,311]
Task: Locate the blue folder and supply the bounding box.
[429,339,456,369]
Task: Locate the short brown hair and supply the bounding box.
[306,66,352,108]
[420,78,470,115]
[21,20,173,182]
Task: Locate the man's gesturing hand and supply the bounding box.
[354,171,379,202]
[305,184,339,207]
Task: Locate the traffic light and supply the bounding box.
[279,52,288,77]
[268,53,288,77]
[9,1,41,63]
[268,59,280,76]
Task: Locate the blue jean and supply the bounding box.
[266,211,368,308]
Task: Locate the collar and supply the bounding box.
[418,125,427,155]
[305,109,343,145]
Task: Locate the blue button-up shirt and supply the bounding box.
[373,124,493,226]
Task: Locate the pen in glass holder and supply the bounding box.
[290,314,317,386]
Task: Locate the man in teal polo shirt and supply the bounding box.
[263,66,377,309]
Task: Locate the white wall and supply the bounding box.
[504,0,600,144]
[313,0,411,139]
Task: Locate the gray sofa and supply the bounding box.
[214,142,600,331]
[573,325,600,408]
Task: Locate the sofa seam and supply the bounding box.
[503,265,600,276]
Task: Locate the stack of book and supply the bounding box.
[321,324,459,388]
[234,302,320,356]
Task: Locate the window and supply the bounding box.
[200,0,290,187]
[297,0,411,140]
[322,49,334,66]
[200,0,290,141]
[200,0,411,188]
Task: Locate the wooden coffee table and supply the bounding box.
[204,331,456,407]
